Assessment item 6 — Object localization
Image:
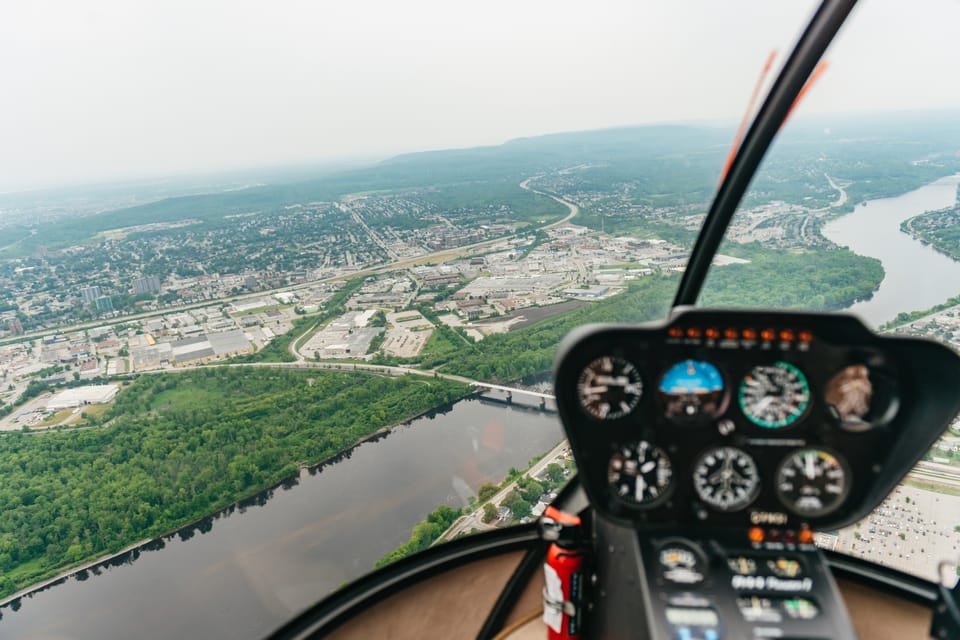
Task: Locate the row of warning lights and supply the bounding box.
[668,327,815,343]
[748,525,815,545]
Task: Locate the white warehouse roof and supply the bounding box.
[46,384,120,410]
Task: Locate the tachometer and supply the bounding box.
[775,448,850,518]
[577,356,643,420]
[692,446,760,512]
[658,359,725,421]
[738,362,810,428]
[607,441,673,506]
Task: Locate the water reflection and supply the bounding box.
[1,397,561,640]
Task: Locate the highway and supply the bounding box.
[437,439,569,543]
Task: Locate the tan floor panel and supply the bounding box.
[327,550,934,639]
[328,551,524,639]
[837,577,932,640]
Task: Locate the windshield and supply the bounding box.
[698,0,960,584]
[1,1,957,637]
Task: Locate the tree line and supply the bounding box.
[0,367,468,598]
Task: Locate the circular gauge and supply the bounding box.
[825,364,873,429]
[738,362,810,428]
[607,441,673,506]
[775,448,850,518]
[657,539,707,585]
[727,555,758,576]
[658,359,725,421]
[692,446,761,512]
[782,597,819,620]
[767,557,803,578]
[577,356,643,420]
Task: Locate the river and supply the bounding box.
[0,396,562,639]
[822,174,960,326]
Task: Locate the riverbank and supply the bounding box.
[0,372,475,606]
[822,174,960,325]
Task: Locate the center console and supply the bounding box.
[589,521,855,639]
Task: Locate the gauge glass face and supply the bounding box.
[737,597,818,623]
[737,596,783,624]
[727,555,758,576]
[825,364,873,426]
[738,361,810,428]
[577,356,643,420]
[775,449,849,517]
[607,441,672,505]
[658,541,706,585]
[767,557,803,578]
[782,597,819,620]
[692,447,760,512]
[658,359,725,421]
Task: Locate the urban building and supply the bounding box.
[80,286,102,304]
[133,276,162,295]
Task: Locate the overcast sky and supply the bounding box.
[3,0,960,192]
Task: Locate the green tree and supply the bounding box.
[482,502,497,524]
[477,483,498,503]
[545,463,565,484]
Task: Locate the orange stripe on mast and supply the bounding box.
[782,60,829,128]
[720,49,778,184]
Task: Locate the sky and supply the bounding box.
[3,0,960,192]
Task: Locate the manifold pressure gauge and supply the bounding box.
[775,448,850,517]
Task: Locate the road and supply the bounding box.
[519,177,580,230]
[824,173,848,208]
[438,439,569,542]
[1,358,555,434]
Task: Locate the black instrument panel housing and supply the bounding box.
[553,309,960,531]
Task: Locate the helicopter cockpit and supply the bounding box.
[549,307,960,639]
[267,1,960,638]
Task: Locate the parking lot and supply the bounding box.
[833,484,960,583]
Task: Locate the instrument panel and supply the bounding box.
[554,309,960,531]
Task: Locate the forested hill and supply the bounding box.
[7,111,960,257]
[1,124,732,256]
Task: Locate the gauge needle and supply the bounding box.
[804,453,817,480]
[635,475,647,501]
[583,385,609,394]
[753,396,774,413]
[640,461,656,473]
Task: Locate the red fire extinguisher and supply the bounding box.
[540,505,586,640]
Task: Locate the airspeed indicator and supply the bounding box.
[739,362,810,428]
